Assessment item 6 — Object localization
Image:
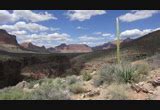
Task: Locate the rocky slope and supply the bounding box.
[92,37,133,51]
[48,43,93,53]
[0,29,20,52]
[0,29,18,46]
[0,29,34,53]
[121,30,160,54]
[92,42,116,51]
[20,42,49,53]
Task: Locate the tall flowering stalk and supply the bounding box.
[116,18,121,64]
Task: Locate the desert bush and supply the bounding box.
[105,83,130,100]
[0,88,31,100]
[66,75,78,85]
[93,62,142,86]
[30,86,70,100]
[69,82,86,94]
[114,63,138,83]
[82,72,92,81]
[93,76,104,87]
[30,78,70,100]
[133,61,149,75]
[145,53,160,70]
[93,64,116,87]
[0,78,71,100]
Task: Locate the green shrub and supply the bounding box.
[93,64,116,87]
[69,83,86,94]
[0,88,31,100]
[82,72,92,81]
[105,83,130,100]
[93,62,142,86]
[30,78,70,100]
[114,63,138,83]
[134,62,149,75]
[66,75,78,85]
[30,86,70,100]
[93,76,104,87]
[146,53,160,70]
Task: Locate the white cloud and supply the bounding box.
[50,27,60,31]
[79,41,107,47]
[17,32,72,44]
[78,32,114,46]
[0,21,49,32]
[94,32,113,37]
[13,10,57,22]
[119,10,160,22]
[0,10,18,23]
[94,32,103,35]
[120,28,160,39]
[80,41,97,45]
[76,26,87,30]
[79,35,105,41]
[66,10,106,21]
[9,30,27,35]
[102,33,112,37]
[0,10,56,23]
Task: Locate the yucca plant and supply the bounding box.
[116,18,121,64]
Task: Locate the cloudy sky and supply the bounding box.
[0,10,160,48]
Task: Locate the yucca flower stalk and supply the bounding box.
[116,18,121,64]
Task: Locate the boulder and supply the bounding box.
[15,81,29,89]
[148,77,160,87]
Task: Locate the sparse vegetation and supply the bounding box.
[26,78,71,100]
[93,61,149,86]
[0,55,13,61]
[82,72,92,81]
[145,53,160,70]
[0,88,31,100]
[66,75,78,85]
[30,85,70,100]
[115,63,138,83]
[93,76,104,87]
[93,64,116,87]
[105,83,130,100]
[69,82,86,94]
[0,14,160,100]
[0,78,71,100]
[133,61,150,75]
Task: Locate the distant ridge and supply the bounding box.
[48,43,93,53]
[92,37,133,51]
[0,29,19,46]
[20,42,49,53]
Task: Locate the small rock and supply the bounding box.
[85,90,100,97]
[77,76,82,80]
[151,87,160,100]
[131,84,150,94]
[139,82,145,86]
[148,77,160,87]
[131,84,141,93]
[91,71,96,75]
[143,83,154,91]
[15,81,29,89]
[33,83,39,89]
[81,94,85,98]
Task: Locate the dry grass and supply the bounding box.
[93,60,150,87]
[105,83,131,100]
[132,60,150,75]
[82,72,92,81]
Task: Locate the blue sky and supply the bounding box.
[0,10,160,48]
